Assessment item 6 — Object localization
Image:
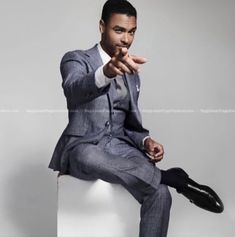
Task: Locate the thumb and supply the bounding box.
[120,47,128,56]
[115,47,128,60]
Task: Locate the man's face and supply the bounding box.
[100,13,137,57]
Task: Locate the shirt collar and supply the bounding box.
[97,43,111,65]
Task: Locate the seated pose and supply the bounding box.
[48,1,223,236]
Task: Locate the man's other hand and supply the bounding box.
[144,137,164,163]
[103,47,147,78]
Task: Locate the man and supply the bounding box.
[48,0,223,236]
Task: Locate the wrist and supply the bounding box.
[144,136,151,149]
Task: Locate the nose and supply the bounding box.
[121,33,129,45]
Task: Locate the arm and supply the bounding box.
[60,51,111,105]
[124,106,164,161]
[61,48,145,105]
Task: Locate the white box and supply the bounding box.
[57,175,140,237]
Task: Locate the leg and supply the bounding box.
[68,142,171,237]
[139,184,172,237]
[68,142,161,190]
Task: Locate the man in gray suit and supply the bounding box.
[48,0,223,236]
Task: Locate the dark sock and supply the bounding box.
[160,168,188,191]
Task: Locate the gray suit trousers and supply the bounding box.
[68,135,172,237]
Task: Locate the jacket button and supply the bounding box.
[105,121,110,127]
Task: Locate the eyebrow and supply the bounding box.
[113,25,137,32]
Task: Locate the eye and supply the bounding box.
[114,29,123,34]
[129,31,136,36]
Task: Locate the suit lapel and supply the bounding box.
[84,44,103,71]
[84,44,114,110]
[124,73,137,110]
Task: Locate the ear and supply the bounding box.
[99,19,105,33]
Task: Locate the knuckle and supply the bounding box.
[117,61,123,68]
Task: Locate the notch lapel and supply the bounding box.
[84,44,103,71]
[84,44,114,111]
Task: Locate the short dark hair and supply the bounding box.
[101,0,137,24]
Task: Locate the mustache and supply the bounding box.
[116,45,130,49]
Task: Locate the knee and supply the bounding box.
[70,144,97,159]
[157,184,172,208]
[69,144,97,166]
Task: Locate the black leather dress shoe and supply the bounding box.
[172,168,224,213]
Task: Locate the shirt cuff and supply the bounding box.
[142,136,155,158]
[95,65,116,88]
[142,135,151,149]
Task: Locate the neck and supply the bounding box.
[100,41,112,57]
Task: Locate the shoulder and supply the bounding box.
[60,44,99,64]
[60,44,99,67]
[60,49,87,65]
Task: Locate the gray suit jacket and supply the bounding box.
[48,44,150,173]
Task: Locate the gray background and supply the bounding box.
[0,0,234,236]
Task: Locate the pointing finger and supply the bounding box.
[131,55,147,64]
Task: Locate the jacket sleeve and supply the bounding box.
[60,51,111,105]
[124,124,150,151]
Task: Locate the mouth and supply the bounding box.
[116,45,129,48]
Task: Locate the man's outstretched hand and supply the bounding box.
[144,137,164,163]
[103,47,147,78]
